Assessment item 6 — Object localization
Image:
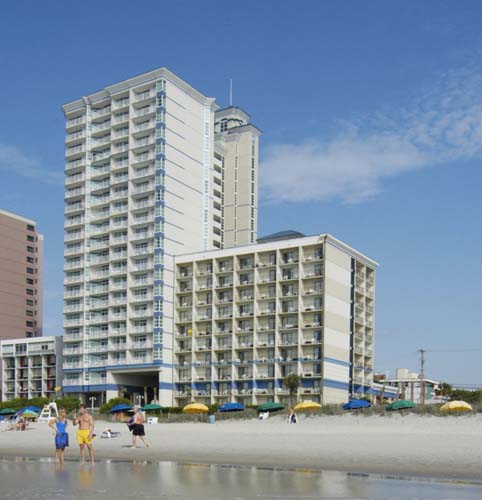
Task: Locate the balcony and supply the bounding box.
[132,153,155,165]
[133,120,155,133]
[112,190,128,200]
[63,377,83,386]
[91,196,110,207]
[132,246,153,256]
[110,344,127,353]
[63,362,82,370]
[65,187,85,199]
[64,274,83,284]
[92,121,111,133]
[113,97,129,109]
[92,150,111,163]
[65,145,85,158]
[92,106,111,119]
[64,331,83,341]
[87,345,109,354]
[111,236,128,245]
[129,340,153,350]
[134,106,155,118]
[64,347,83,355]
[89,330,109,339]
[109,312,127,321]
[65,173,85,185]
[65,202,84,214]
[111,281,127,290]
[66,115,86,129]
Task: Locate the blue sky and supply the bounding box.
[0,1,481,385]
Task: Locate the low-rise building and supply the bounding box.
[379,368,440,404]
[0,336,63,402]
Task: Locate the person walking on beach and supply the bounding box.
[131,406,149,449]
[287,408,298,424]
[72,404,95,464]
[48,408,69,464]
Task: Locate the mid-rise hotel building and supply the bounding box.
[61,68,260,405]
[0,209,43,341]
[173,232,376,406]
[0,336,62,402]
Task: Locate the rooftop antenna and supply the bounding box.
[229,79,233,106]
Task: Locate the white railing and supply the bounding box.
[66,116,86,127]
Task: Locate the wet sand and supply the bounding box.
[1,413,481,479]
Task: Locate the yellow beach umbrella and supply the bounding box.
[182,403,209,414]
[294,401,321,411]
[440,400,472,412]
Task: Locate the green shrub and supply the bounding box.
[55,396,81,413]
[27,397,50,409]
[99,397,131,414]
[208,403,220,414]
[0,398,27,411]
[160,406,182,415]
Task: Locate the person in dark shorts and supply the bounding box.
[131,406,149,448]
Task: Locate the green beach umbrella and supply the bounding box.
[0,408,17,415]
[141,403,162,411]
[257,402,284,413]
[385,399,416,411]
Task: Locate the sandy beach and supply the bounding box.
[1,413,481,480]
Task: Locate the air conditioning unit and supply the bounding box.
[304,373,312,377]
[306,256,313,261]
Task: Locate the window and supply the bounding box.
[26,267,34,274]
[27,235,35,242]
[26,321,34,327]
[26,288,34,296]
[220,120,228,132]
[27,224,34,231]
[26,299,34,306]
[26,256,34,264]
[26,278,33,285]
[27,246,35,253]
[26,310,33,317]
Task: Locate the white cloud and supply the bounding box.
[0,144,62,185]
[260,65,482,204]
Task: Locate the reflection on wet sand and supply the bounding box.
[0,458,481,499]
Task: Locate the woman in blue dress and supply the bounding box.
[49,408,69,464]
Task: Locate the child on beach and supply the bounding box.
[48,408,69,464]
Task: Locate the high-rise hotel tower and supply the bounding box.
[61,68,260,405]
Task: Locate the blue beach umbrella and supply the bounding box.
[109,404,132,414]
[343,399,371,410]
[219,402,244,412]
[18,406,41,415]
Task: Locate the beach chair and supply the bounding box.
[101,428,121,438]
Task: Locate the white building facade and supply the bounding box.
[62,68,219,405]
[61,68,259,405]
[173,233,377,406]
[0,336,63,402]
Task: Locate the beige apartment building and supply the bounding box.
[0,210,43,340]
[214,107,261,248]
[173,232,376,407]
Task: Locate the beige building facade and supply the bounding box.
[0,209,43,341]
[173,232,376,407]
[214,107,261,248]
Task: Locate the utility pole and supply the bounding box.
[419,349,425,410]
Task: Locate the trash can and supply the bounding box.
[208,414,215,424]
